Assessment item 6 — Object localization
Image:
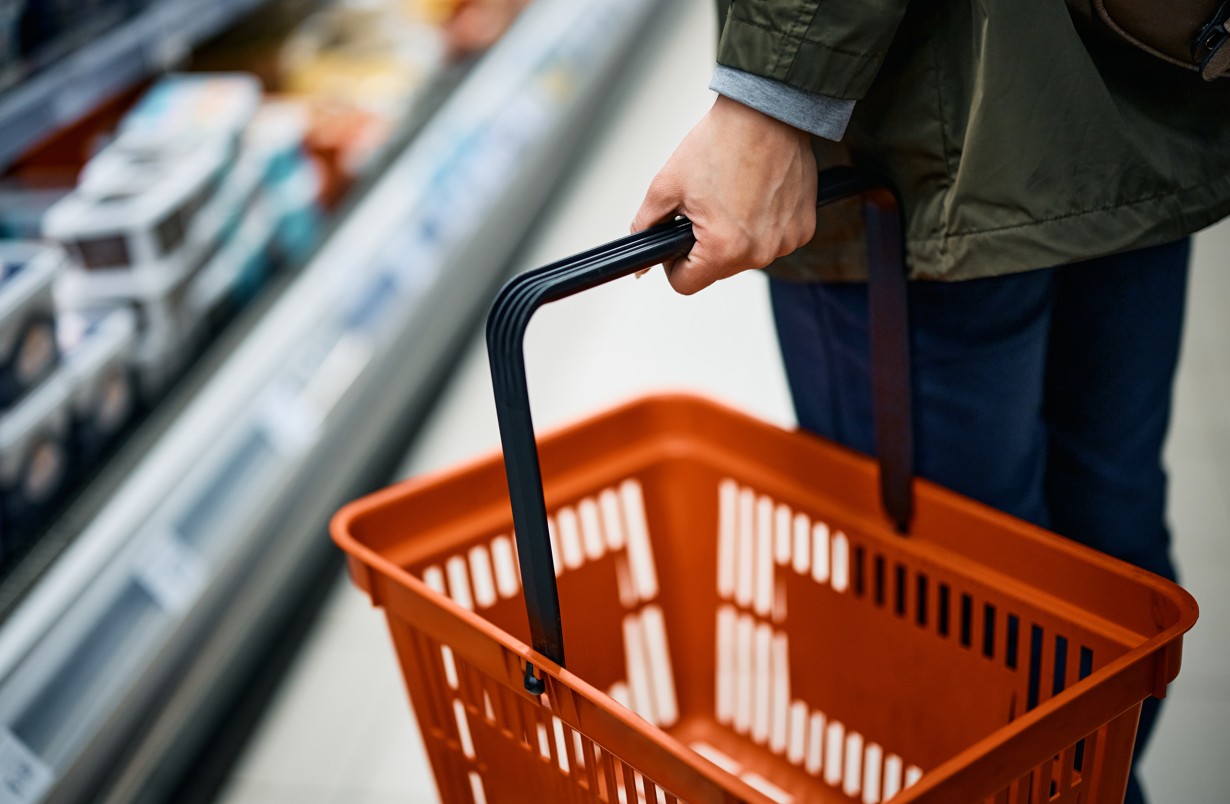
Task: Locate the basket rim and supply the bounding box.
[333,391,1199,622]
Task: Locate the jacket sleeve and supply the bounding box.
[715,0,912,100]
[710,65,855,140]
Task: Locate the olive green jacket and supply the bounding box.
[715,0,1230,281]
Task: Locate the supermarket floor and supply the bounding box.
[216,1,1230,802]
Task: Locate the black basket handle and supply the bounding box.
[486,167,912,694]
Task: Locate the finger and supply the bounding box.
[630,175,681,233]
[663,243,719,296]
[637,252,680,279]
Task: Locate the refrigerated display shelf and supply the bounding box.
[0,0,665,800]
[0,57,466,620]
[0,0,270,170]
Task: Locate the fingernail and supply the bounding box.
[635,267,651,278]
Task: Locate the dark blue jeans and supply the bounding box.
[770,238,1191,804]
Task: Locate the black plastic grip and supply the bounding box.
[485,167,912,693]
[486,219,695,692]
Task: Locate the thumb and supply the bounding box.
[631,175,682,233]
[663,237,720,296]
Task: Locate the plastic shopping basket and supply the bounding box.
[331,170,1198,803]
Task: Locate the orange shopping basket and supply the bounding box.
[331,170,1198,803]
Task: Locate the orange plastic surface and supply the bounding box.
[331,394,1198,803]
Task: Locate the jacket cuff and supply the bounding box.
[710,66,854,141]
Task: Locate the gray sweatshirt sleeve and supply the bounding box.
[710,65,854,141]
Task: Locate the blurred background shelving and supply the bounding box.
[0,1,671,801]
[0,0,269,169]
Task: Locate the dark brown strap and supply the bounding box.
[865,189,914,533]
[813,168,914,533]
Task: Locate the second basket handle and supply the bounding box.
[487,167,912,693]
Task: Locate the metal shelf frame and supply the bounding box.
[0,0,269,170]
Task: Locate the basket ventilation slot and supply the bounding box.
[434,635,684,804]
[717,480,851,618]
[711,601,923,801]
[716,480,939,802]
[692,736,921,804]
[827,505,1103,721]
[609,605,679,728]
[547,486,639,568]
[711,479,1112,802]
[419,479,657,614]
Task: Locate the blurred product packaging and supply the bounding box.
[41,72,323,400]
[57,307,137,465]
[0,242,71,550]
[0,242,61,409]
[0,0,485,549]
[0,0,22,91]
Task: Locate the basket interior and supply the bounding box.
[338,395,1194,804]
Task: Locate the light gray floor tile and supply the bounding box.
[335,791,440,804]
[1138,689,1230,804]
[1167,558,1230,698]
[225,585,402,792]
[331,646,433,796]
[347,715,438,799]
[216,777,336,804]
[1166,455,1230,570]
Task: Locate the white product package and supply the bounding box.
[58,268,201,401]
[0,242,64,409]
[0,362,71,534]
[58,307,137,459]
[186,193,277,323]
[44,138,232,301]
[108,72,262,156]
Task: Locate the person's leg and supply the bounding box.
[1042,238,1191,804]
[1043,239,1189,578]
[769,268,1056,524]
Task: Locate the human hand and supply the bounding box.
[631,95,818,295]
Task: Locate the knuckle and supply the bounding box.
[777,234,798,260]
[798,215,817,246]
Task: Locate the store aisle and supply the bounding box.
[217,0,776,801]
[217,0,1230,800]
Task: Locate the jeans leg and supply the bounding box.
[769,269,1056,525]
[1042,238,1191,804]
[1043,239,1190,579]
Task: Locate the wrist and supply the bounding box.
[712,94,812,146]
